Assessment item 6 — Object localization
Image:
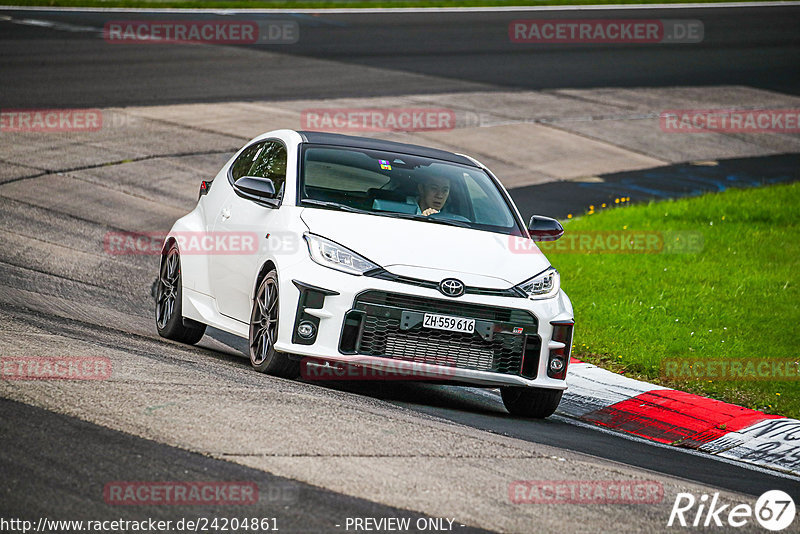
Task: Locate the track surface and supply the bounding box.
[0,398,489,533]
[508,153,800,219]
[1,5,799,532]
[0,6,799,107]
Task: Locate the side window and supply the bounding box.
[230,142,265,182]
[248,141,287,199]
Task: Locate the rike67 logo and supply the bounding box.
[668,490,796,531]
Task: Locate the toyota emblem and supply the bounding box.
[439,278,465,297]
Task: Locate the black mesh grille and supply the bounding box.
[349,291,537,376]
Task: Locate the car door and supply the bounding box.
[210,139,288,323]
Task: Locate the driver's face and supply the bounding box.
[418,176,451,211]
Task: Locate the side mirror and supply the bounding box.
[528,215,564,242]
[233,176,279,207]
[235,176,276,197]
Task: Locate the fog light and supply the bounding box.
[297,321,316,339]
[547,320,574,380]
[549,358,565,373]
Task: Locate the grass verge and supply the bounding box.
[542,183,799,419]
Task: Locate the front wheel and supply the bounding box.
[249,270,299,378]
[155,244,206,344]
[501,386,563,419]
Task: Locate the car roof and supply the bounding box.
[297,131,477,167]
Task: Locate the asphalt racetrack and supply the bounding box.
[0,5,798,107]
[1,4,799,533]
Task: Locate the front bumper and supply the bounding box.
[272,258,574,390]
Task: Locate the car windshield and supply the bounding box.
[298,145,524,236]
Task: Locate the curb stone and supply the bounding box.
[561,358,800,476]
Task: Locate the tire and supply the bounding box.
[249,270,299,378]
[155,244,206,345]
[501,386,563,419]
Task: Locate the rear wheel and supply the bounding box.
[501,386,563,419]
[155,244,206,344]
[249,270,299,378]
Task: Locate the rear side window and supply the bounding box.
[230,142,265,182]
[248,142,287,198]
[229,140,288,199]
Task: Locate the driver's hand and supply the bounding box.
[422,208,439,216]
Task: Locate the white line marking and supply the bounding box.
[5,16,101,33]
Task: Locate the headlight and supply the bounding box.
[516,267,560,300]
[304,233,380,275]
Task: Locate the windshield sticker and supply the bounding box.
[379,159,392,170]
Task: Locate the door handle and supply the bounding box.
[221,208,231,221]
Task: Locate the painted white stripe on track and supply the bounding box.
[6,16,100,32]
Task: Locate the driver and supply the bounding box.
[417,174,451,216]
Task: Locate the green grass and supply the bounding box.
[2,0,780,8]
[543,183,800,419]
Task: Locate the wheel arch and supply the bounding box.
[160,236,178,263]
[253,259,278,299]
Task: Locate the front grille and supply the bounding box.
[342,291,538,376]
[356,291,536,325]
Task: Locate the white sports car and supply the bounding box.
[156,129,574,418]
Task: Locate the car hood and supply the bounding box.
[300,209,550,288]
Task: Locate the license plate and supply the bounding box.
[422,313,475,334]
